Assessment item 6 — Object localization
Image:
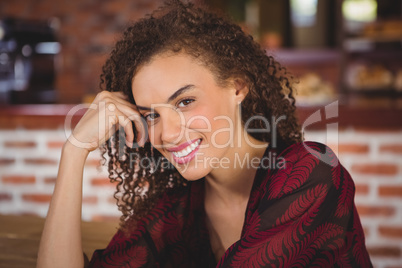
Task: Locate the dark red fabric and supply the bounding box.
[88,141,372,267]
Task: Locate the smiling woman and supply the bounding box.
[36,0,372,267]
[131,52,265,181]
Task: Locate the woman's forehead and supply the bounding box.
[131,53,216,103]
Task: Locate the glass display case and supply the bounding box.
[339,0,402,107]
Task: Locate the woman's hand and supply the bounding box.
[68,91,146,153]
[37,90,145,268]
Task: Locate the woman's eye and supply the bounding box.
[144,113,159,122]
[177,98,194,108]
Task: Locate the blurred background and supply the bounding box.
[0,0,401,267]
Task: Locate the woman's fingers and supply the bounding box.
[101,92,147,147]
[98,91,147,147]
[97,91,137,111]
[111,106,145,148]
[70,90,147,152]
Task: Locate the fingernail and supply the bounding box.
[138,140,145,148]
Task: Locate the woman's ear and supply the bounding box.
[233,78,249,104]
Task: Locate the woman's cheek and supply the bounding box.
[183,108,211,143]
[186,108,233,148]
[185,111,212,133]
[147,124,160,148]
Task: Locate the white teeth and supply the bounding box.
[190,142,197,150]
[172,139,201,158]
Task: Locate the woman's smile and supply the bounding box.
[168,138,202,164]
[131,52,248,180]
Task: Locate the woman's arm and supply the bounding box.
[36,141,89,267]
[37,91,144,268]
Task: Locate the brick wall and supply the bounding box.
[0,0,165,103]
[0,128,115,221]
[304,128,402,268]
[1,126,401,267]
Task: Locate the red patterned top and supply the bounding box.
[88,141,372,267]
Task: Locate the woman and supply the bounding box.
[37,1,372,267]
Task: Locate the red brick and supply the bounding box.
[0,193,12,201]
[379,226,402,239]
[1,3,23,15]
[24,158,58,165]
[85,159,102,167]
[82,196,98,204]
[0,158,15,165]
[90,177,118,187]
[351,163,398,176]
[356,205,395,217]
[22,194,52,203]
[355,184,369,195]
[4,141,36,148]
[362,226,369,237]
[0,115,67,129]
[44,177,57,184]
[367,246,401,257]
[47,141,65,149]
[2,175,36,184]
[379,186,402,197]
[108,196,117,205]
[337,143,369,154]
[380,144,402,154]
[102,1,130,14]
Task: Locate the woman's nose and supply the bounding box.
[159,109,184,145]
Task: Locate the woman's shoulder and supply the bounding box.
[278,141,337,163]
[227,141,371,267]
[275,141,340,174]
[262,141,350,199]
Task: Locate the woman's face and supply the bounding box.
[131,52,247,181]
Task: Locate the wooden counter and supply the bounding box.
[0,214,118,268]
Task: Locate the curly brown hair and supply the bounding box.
[99,0,303,233]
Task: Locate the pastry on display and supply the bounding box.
[346,64,393,90]
[363,20,402,40]
[294,72,336,105]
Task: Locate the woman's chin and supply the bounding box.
[175,166,209,181]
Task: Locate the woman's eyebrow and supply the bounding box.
[136,84,195,111]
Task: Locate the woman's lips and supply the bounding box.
[166,138,200,152]
[170,138,202,164]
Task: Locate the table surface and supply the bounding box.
[0,214,119,268]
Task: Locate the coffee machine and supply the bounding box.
[0,17,60,104]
